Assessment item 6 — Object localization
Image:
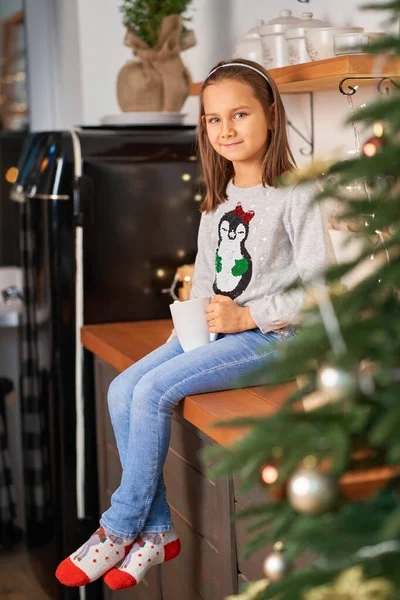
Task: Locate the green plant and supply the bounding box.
[120,0,193,47]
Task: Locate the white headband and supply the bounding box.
[205,62,273,89]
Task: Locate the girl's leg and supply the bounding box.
[56,327,295,587]
[102,328,294,590]
[107,336,183,532]
[108,335,183,466]
[100,328,293,539]
[56,337,183,587]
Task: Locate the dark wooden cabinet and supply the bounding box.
[94,357,263,600]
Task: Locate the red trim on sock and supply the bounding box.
[56,557,91,587]
[164,538,181,562]
[102,537,181,591]
[104,569,137,590]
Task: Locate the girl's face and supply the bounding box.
[203,79,270,168]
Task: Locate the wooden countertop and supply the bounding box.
[82,320,400,500]
[81,320,297,447]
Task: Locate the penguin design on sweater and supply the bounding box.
[213,202,255,299]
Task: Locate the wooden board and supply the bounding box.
[86,322,400,502]
[190,54,400,95]
[82,322,296,447]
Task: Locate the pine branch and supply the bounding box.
[208,2,400,597]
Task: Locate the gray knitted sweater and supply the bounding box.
[190,180,332,333]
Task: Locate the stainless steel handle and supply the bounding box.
[2,285,23,305]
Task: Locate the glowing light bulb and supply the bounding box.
[5,167,18,183]
[181,173,191,182]
[261,465,279,485]
[373,122,384,138]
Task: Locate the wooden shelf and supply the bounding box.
[190,54,400,95]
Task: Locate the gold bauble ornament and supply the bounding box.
[317,365,359,403]
[262,541,288,582]
[287,467,338,515]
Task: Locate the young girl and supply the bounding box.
[56,58,330,591]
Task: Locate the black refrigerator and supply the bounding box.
[11,126,202,600]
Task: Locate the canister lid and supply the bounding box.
[284,12,329,39]
[244,19,265,37]
[259,9,301,34]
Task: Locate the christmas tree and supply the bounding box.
[206,2,400,599]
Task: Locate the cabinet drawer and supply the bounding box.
[161,568,205,600]
[167,514,221,599]
[233,472,273,507]
[164,449,218,548]
[235,501,271,581]
[170,412,213,477]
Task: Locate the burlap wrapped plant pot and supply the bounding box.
[117,14,196,112]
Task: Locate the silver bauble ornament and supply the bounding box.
[287,467,338,515]
[317,364,358,402]
[262,542,287,582]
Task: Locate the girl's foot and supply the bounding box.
[55,526,134,586]
[104,531,181,590]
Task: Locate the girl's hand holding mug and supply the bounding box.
[206,295,256,334]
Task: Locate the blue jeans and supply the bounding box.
[100,327,296,540]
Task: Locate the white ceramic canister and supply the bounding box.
[305,26,364,61]
[284,12,329,65]
[233,20,264,64]
[258,10,302,69]
[333,31,385,56]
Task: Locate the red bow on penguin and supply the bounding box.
[234,203,255,225]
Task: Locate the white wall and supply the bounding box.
[76,0,131,125]
[25,0,60,131]
[25,0,397,142]
[24,0,396,275]
[228,0,397,167]
[72,0,233,127]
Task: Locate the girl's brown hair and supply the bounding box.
[198,58,296,213]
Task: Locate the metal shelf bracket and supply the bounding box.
[287,92,314,156]
[339,76,400,96]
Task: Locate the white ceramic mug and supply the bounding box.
[169,297,217,352]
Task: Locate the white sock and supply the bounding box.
[103,531,181,590]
